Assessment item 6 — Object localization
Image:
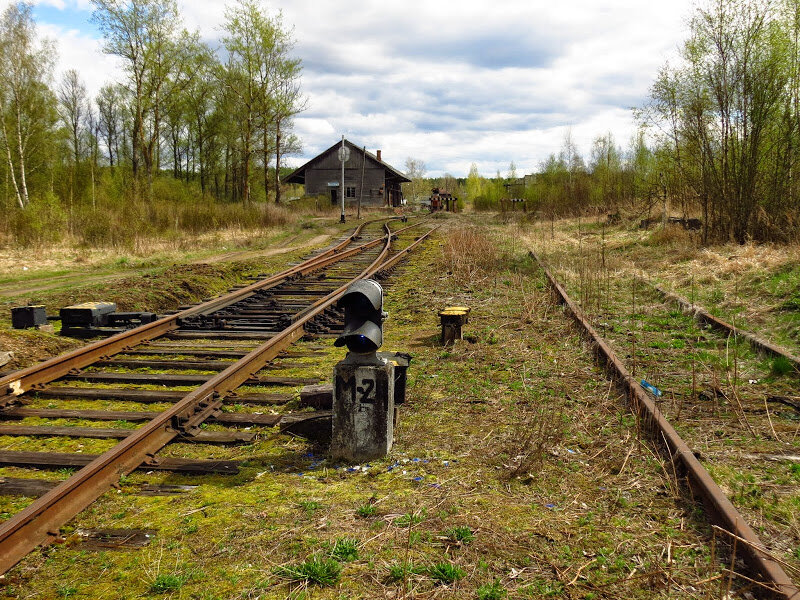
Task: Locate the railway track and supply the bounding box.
[0,216,436,575]
[531,251,800,599]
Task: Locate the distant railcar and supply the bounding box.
[429,188,455,212]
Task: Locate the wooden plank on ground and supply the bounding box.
[0,407,282,426]
[166,332,276,340]
[0,425,254,444]
[61,372,318,386]
[0,451,239,474]
[32,387,292,405]
[0,477,58,497]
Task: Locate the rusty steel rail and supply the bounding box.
[653,284,800,373]
[0,218,401,405]
[531,252,799,600]
[0,220,436,575]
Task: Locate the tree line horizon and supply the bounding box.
[2,0,799,245]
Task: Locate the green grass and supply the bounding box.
[771,355,795,376]
[393,511,425,527]
[477,580,507,600]
[426,562,465,584]
[148,574,186,593]
[356,503,377,517]
[298,500,322,513]
[329,538,359,562]
[275,556,342,586]
[445,525,475,544]
[387,562,419,581]
[1,218,741,598]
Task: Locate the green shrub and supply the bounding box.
[6,192,68,246]
[0,172,299,249]
[472,195,499,211]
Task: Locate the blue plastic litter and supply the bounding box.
[640,380,663,397]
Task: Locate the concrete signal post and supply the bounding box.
[330,279,395,461]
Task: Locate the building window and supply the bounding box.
[346,186,356,198]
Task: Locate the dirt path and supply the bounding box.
[197,233,330,263]
[0,234,332,299]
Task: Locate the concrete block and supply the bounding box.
[330,361,394,462]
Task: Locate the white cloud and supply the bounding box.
[40,22,122,96]
[21,0,697,176]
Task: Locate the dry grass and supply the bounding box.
[441,224,502,287]
[522,213,800,583]
[0,219,737,598]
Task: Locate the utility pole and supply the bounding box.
[338,135,348,223]
[358,146,366,220]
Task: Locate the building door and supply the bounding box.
[331,189,337,204]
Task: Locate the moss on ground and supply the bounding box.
[0,218,727,599]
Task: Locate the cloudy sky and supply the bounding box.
[10,0,697,177]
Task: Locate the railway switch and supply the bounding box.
[11,305,48,329]
[60,302,117,329]
[58,302,158,337]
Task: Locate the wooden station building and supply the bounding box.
[285,139,410,208]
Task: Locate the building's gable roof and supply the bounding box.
[285,139,411,184]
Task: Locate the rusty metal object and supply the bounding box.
[532,252,799,600]
[0,219,436,576]
[654,284,800,373]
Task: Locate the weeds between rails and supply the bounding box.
[0,219,432,582]
[527,218,800,591]
[0,219,730,599]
